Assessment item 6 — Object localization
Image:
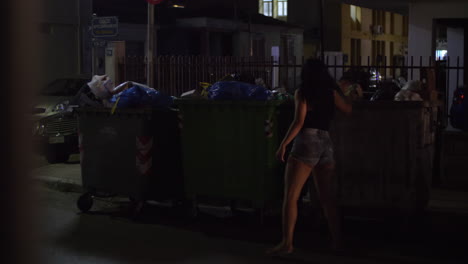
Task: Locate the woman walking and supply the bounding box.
[267,59,352,255]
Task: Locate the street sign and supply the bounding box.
[92,16,118,37]
[93,40,107,47]
[146,0,165,5]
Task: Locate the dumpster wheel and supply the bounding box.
[77,192,93,212]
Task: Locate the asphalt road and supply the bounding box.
[33,155,468,264]
[36,184,368,264]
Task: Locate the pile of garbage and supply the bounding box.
[74,75,174,110]
[180,73,293,101]
[75,73,293,110]
[337,67,439,102]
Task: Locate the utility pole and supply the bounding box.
[147,3,155,87]
[319,0,325,61]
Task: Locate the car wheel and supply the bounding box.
[45,145,70,163]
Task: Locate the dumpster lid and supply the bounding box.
[174,99,286,107]
[353,101,441,110]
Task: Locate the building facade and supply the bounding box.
[39,0,93,87]
[281,0,409,69]
[341,3,409,69]
[90,0,303,86]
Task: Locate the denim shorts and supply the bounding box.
[290,128,335,167]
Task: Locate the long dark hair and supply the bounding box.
[299,59,336,108]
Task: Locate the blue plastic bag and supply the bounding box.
[207,81,272,100]
[109,85,174,109]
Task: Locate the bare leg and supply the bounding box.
[313,163,342,250]
[266,156,313,255]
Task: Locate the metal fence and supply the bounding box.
[118,55,465,108]
[119,56,300,96]
[155,56,281,97]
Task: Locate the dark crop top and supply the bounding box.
[302,85,342,131]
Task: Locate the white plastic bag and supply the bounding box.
[394,80,423,101]
[110,81,153,95]
[180,89,203,98]
[87,75,114,99]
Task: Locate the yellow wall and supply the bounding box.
[341,4,351,60]
[304,43,318,59]
[361,40,372,64]
[341,3,408,72]
[394,14,403,36]
[361,8,373,34]
[385,12,391,34]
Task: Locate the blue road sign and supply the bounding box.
[92,16,118,37]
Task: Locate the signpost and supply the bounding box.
[90,16,118,75]
[91,16,118,38]
[145,0,166,88]
[93,40,107,47]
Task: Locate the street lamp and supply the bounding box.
[167,0,186,8]
[320,0,325,61]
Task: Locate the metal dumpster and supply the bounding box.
[175,99,285,216]
[328,101,439,211]
[76,107,183,212]
[440,130,468,190]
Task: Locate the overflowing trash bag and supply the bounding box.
[394,80,423,101]
[450,85,468,131]
[215,72,256,84]
[87,75,114,99]
[73,75,114,107]
[271,87,294,101]
[207,81,272,101]
[341,69,372,91]
[370,80,402,101]
[180,82,211,99]
[109,84,174,109]
[110,81,151,95]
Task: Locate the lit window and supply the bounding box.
[278,0,288,17]
[263,0,273,17]
[260,0,288,19]
[436,50,447,61]
[349,5,361,31]
[350,5,356,22]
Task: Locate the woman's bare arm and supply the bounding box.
[279,90,307,149]
[334,90,352,115]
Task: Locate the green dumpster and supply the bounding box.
[76,107,183,212]
[175,99,286,213]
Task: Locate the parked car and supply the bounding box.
[33,76,89,163]
[450,85,468,131]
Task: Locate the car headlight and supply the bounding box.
[53,100,70,112]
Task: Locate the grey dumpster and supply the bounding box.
[327,101,439,212]
[76,107,183,213]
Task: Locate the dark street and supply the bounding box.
[4,1,468,264]
[34,158,468,264]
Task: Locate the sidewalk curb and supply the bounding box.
[35,176,83,193]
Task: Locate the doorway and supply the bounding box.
[433,19,468,89]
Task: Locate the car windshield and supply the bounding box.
[41,78,88,96]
